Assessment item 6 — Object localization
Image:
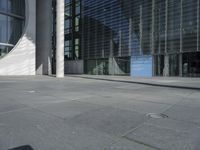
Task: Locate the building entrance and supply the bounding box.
[182,52,200,77]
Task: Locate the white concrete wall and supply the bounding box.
[65,60,84,74]
[0,0,36,75]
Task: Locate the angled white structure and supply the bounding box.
[0,0,64,77]
[0,0,36,75]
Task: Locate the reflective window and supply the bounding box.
[64,0,81,60]
[80,0,200,76]
[0,0,25,58]
[0,0,7,12]
[0,14,7,43]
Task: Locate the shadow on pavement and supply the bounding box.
[8,145,34,150]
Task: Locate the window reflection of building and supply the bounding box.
[81,0,200,77]
[64,0,81,60]
[0,0,25,57]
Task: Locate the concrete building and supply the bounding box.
[0,0,64,77]
[0,0,200,77]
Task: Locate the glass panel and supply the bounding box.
[65,4,71,17]
[8,0,25,16]
[0,0,25,58]
[81,0,200,76]
[0,0,7,12]
[8,17,23,45]
[65,20,71,29]
[85,59,109,75]
[65,0,71,4]
[141,1,152,55]
[167,0,181,53]
[154,55,164,76]
[169,54,179,76]
[0,14,7,43]
[182,0,198,52]
[114,57,130,75]
[0,45,12,57]
[154,0,166,54]
[183,52,200,77]
[64,0,81,60]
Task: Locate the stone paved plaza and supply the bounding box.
[0,76,200,150]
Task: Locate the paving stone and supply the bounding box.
[0,99,27,114]
[165,105,200,125]
[104,139,155,150]
[67,106,147,136]
[77,96,126,106]
[125,118,200,150]
[176,99,200,108]
[0,108,115,150]
[35,100,105,119]
[112,100,170,114]
[0,76,199,150]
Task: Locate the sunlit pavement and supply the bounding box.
[0,76,200,150]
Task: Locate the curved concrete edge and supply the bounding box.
[68,75,200,91]
[0,0,36,75]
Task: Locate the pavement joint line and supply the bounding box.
[4,98,68,121]
[162,115,200,128]
[24,104,67,121]
[159,92,200,128]
[123,136,163,150]
[160,91,198,118]
[144,122,197,134]
[0,107,31,116]
[120,119,150,138]
[118,115,168,149]
[117,98,173,106]
[72,99,149,117]
[0,81,17,83]
[68,75,200,91]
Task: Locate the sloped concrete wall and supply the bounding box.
[0,0,36,75]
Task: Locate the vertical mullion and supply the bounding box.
[197,0,199,51]
[180,0,183,53]
[128,17,132,56]
[151,0,155,54]
[165,0,168,54]
[140,5,143,55]
[72,0,76,59]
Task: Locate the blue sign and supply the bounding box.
[131,55,153,77]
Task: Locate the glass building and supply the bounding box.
[65,0,200,77]
[0,0,199,77]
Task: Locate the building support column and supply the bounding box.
[36,0,52,75]
[179,53,183,77]
[56,0,65,78]
[164,55,169,76]
[179,0,183,77]
[151,0,155,76]
[180,0,183,53]
[164,0,169,76]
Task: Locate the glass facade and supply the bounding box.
[0,0,25,57]
[81,0,132,75]
[79,0,200,77]
[64,0,81,60]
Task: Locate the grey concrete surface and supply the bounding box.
[0,76,199,150]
